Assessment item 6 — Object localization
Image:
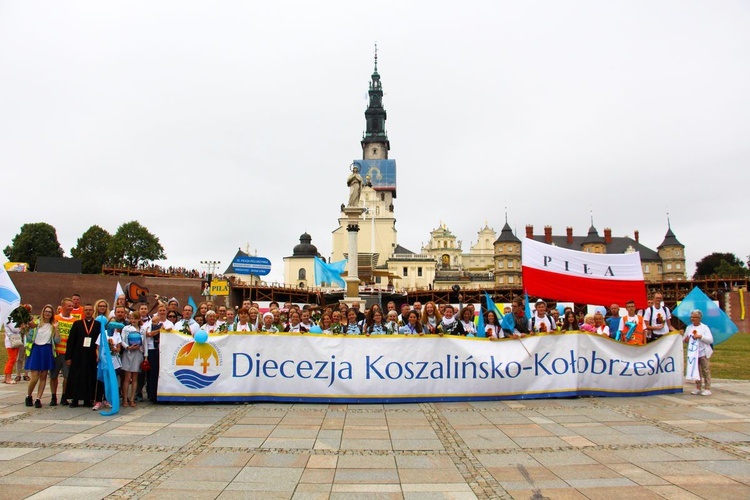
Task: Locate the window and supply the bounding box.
[498,276,504,283]
[676,263,681,269]
[675,250,681,256]
[381,193,385,201]
[658,265,663,273]
[667,263,672,270]
[645,264,650,273]
[508,276,514,284]
[298,268,306,280]
[497,260,504,269]
[508,261,513,269]
[418,267,423,277]
[403,267,408,277]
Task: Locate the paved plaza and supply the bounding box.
[0,381,749,499]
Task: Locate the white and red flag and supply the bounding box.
[522,238,647,307]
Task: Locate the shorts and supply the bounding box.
[50,354,69,379]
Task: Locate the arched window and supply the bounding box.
[298,268,306,280]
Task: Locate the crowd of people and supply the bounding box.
[3,291,714,408]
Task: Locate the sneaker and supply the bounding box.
[61,398,69,406]
[690,389,701,395]
[50,394,58,407]
[25,395,33,407]
[701,390,712,396]
[92,402,103,411]
[34,399,42,408]
[102,401,112,408]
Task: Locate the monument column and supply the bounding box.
[343,208,365,301]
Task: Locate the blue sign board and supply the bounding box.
[232,256,272,276]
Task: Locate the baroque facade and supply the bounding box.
[285,53,687,290]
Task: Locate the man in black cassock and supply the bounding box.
[65,303,101,408]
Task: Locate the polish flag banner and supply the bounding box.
[522,238,647,307]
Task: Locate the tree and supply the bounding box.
[3,222,64,270]
[107,221,166,268]
[71,225,112,274]
[693,252,749,278]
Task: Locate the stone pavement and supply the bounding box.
[0,381,749,499]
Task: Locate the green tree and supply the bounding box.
[3,222,64,270]
[71,225,112,274]
[107,221,166,267]
[693,252,749,278]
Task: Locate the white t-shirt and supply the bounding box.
[143,319,173,349]
[4,321,23,348]
[683,323,714,358]
[96,330,122,370]
[644,305,671,336]
[485,324,504,339]
[34,323,54,346]
[529,314,556,333]
[595,325,610,336]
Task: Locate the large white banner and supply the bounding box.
[157,332,684,403]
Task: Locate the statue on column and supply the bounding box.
[347,164,364,207]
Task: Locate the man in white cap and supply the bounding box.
[529,299,556,333]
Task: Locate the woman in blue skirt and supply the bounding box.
[25,304,57,408]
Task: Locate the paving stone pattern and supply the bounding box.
[0,380,749,499]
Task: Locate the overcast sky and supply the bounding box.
[1,1,748,283]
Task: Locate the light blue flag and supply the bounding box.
[476,305,486,338]
[187,296,198,318]
[96,315,120,416]
[672,287,738,345]
[314,257,347,288]
[524,290,532,319]
[484,291,503,319]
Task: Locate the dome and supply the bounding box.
[292,233,318,256]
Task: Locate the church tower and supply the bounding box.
[657,219,686,281]
[331,47,398,280]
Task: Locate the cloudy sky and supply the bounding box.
[1,1,748,283]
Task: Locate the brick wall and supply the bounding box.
[10,273,205,313]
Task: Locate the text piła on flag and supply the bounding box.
[522,238,647,307]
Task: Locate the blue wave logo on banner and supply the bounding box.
[174,336,221,389]
[174,369,220,389]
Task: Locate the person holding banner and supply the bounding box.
[593,312,610,337]
[560,311,579,332]
[236,308,254,332]
[618,301,646,345]
[421,302,442,334]
[398,310,425,335]
[485,310,505,340]
[644,293,675,342]
[684,310,713,396]
[529,299,555,334]
[365,310,387,335]
[344,309,362,335]
[503,298,531,338]
[260,312,279,333]
[437,305,459,336]
[456,308,477,337]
